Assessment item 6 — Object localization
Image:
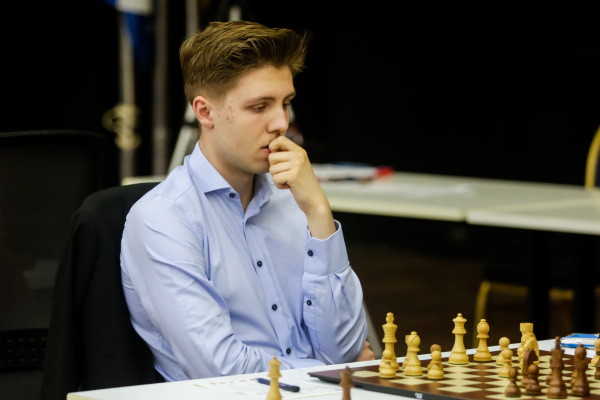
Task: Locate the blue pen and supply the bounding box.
[257,377,300,392]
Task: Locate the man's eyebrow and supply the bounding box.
[245,92,296,104]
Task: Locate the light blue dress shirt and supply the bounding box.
[121,145,368,381]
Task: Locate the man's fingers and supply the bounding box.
[356,341,376,362]
[270,170,292,190]
[268,135,300,153]
[268,147,304,169]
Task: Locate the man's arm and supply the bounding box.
[268,136,370,363]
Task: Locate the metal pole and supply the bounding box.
[152,0,169,175]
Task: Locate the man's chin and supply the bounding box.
[253,162,270,175]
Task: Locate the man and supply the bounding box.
[121,20,373,382]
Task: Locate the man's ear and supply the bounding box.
[192,95,214,129]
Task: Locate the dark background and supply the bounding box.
[2,1,599,184]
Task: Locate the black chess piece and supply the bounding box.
[524,364,541,395]
[547,337,567,399]
[505,367,521,398]
[571,358,590,397]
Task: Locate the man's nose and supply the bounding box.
[269,107,290,135]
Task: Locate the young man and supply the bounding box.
[121,20,373,382]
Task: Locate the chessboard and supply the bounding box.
[308,350,600,400]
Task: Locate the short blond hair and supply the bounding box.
[180,20,307,104]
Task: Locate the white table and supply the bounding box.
[67,339,589,400]
[322,173,600,337]
[467,197,600,235]
[319,172,597,221]
[466,196,600,335]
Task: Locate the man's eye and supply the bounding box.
[252,104,266,112]
[283,103,292,110]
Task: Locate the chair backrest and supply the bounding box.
[41,182,162,400]
[0,130,117,371]
[585,124,600,188]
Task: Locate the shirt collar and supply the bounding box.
[187,144,231,194]
[186,144,273,204]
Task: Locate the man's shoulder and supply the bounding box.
[130,169,196,215]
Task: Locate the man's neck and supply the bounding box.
[237,177,255,213]
[198,140,256,212]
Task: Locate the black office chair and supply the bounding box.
[40,182,163,400]
[0,130,117,397]
[473,124,600,344]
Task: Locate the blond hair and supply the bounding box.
[180,20,307,104]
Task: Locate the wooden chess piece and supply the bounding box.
[496,337,510,366]
[524,323,539,361]
[266,356,282,400]
[521,348,538,387]
[571,344,587,388]
[404,331,423,376]
[524,363,541,395]
[499,347,513,378]
[427,344,442,371]
[517,322,528,358]
[379,312,399,378]
[545,338,556,386]
[427,345,444,380]
[595,354,600,380]
[340,366,354,400]
[505,366,521,398]
[571,357,591,397]
[517,322,539,368]
[449,313,469,364]
[473,319,492,362]
[547,337,567,399]
[402,333,408,369]
[592,338,600,367]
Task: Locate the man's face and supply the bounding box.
[205,65,296,182]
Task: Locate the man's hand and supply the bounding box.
[356,341,376,362]
[268,136,335,239]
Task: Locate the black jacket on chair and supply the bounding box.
[41,182,163,400]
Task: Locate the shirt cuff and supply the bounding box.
[304,220,349,276]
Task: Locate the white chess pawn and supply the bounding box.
[498,348,513,378]
[496,337,510,366]
[427,347,444,380]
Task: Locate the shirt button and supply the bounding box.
[286,348,291,355]
[257,261,263,267]
[229,193,235,198]
[306,300,312,306]
[271,304,277,311]
[307,250,313,256]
